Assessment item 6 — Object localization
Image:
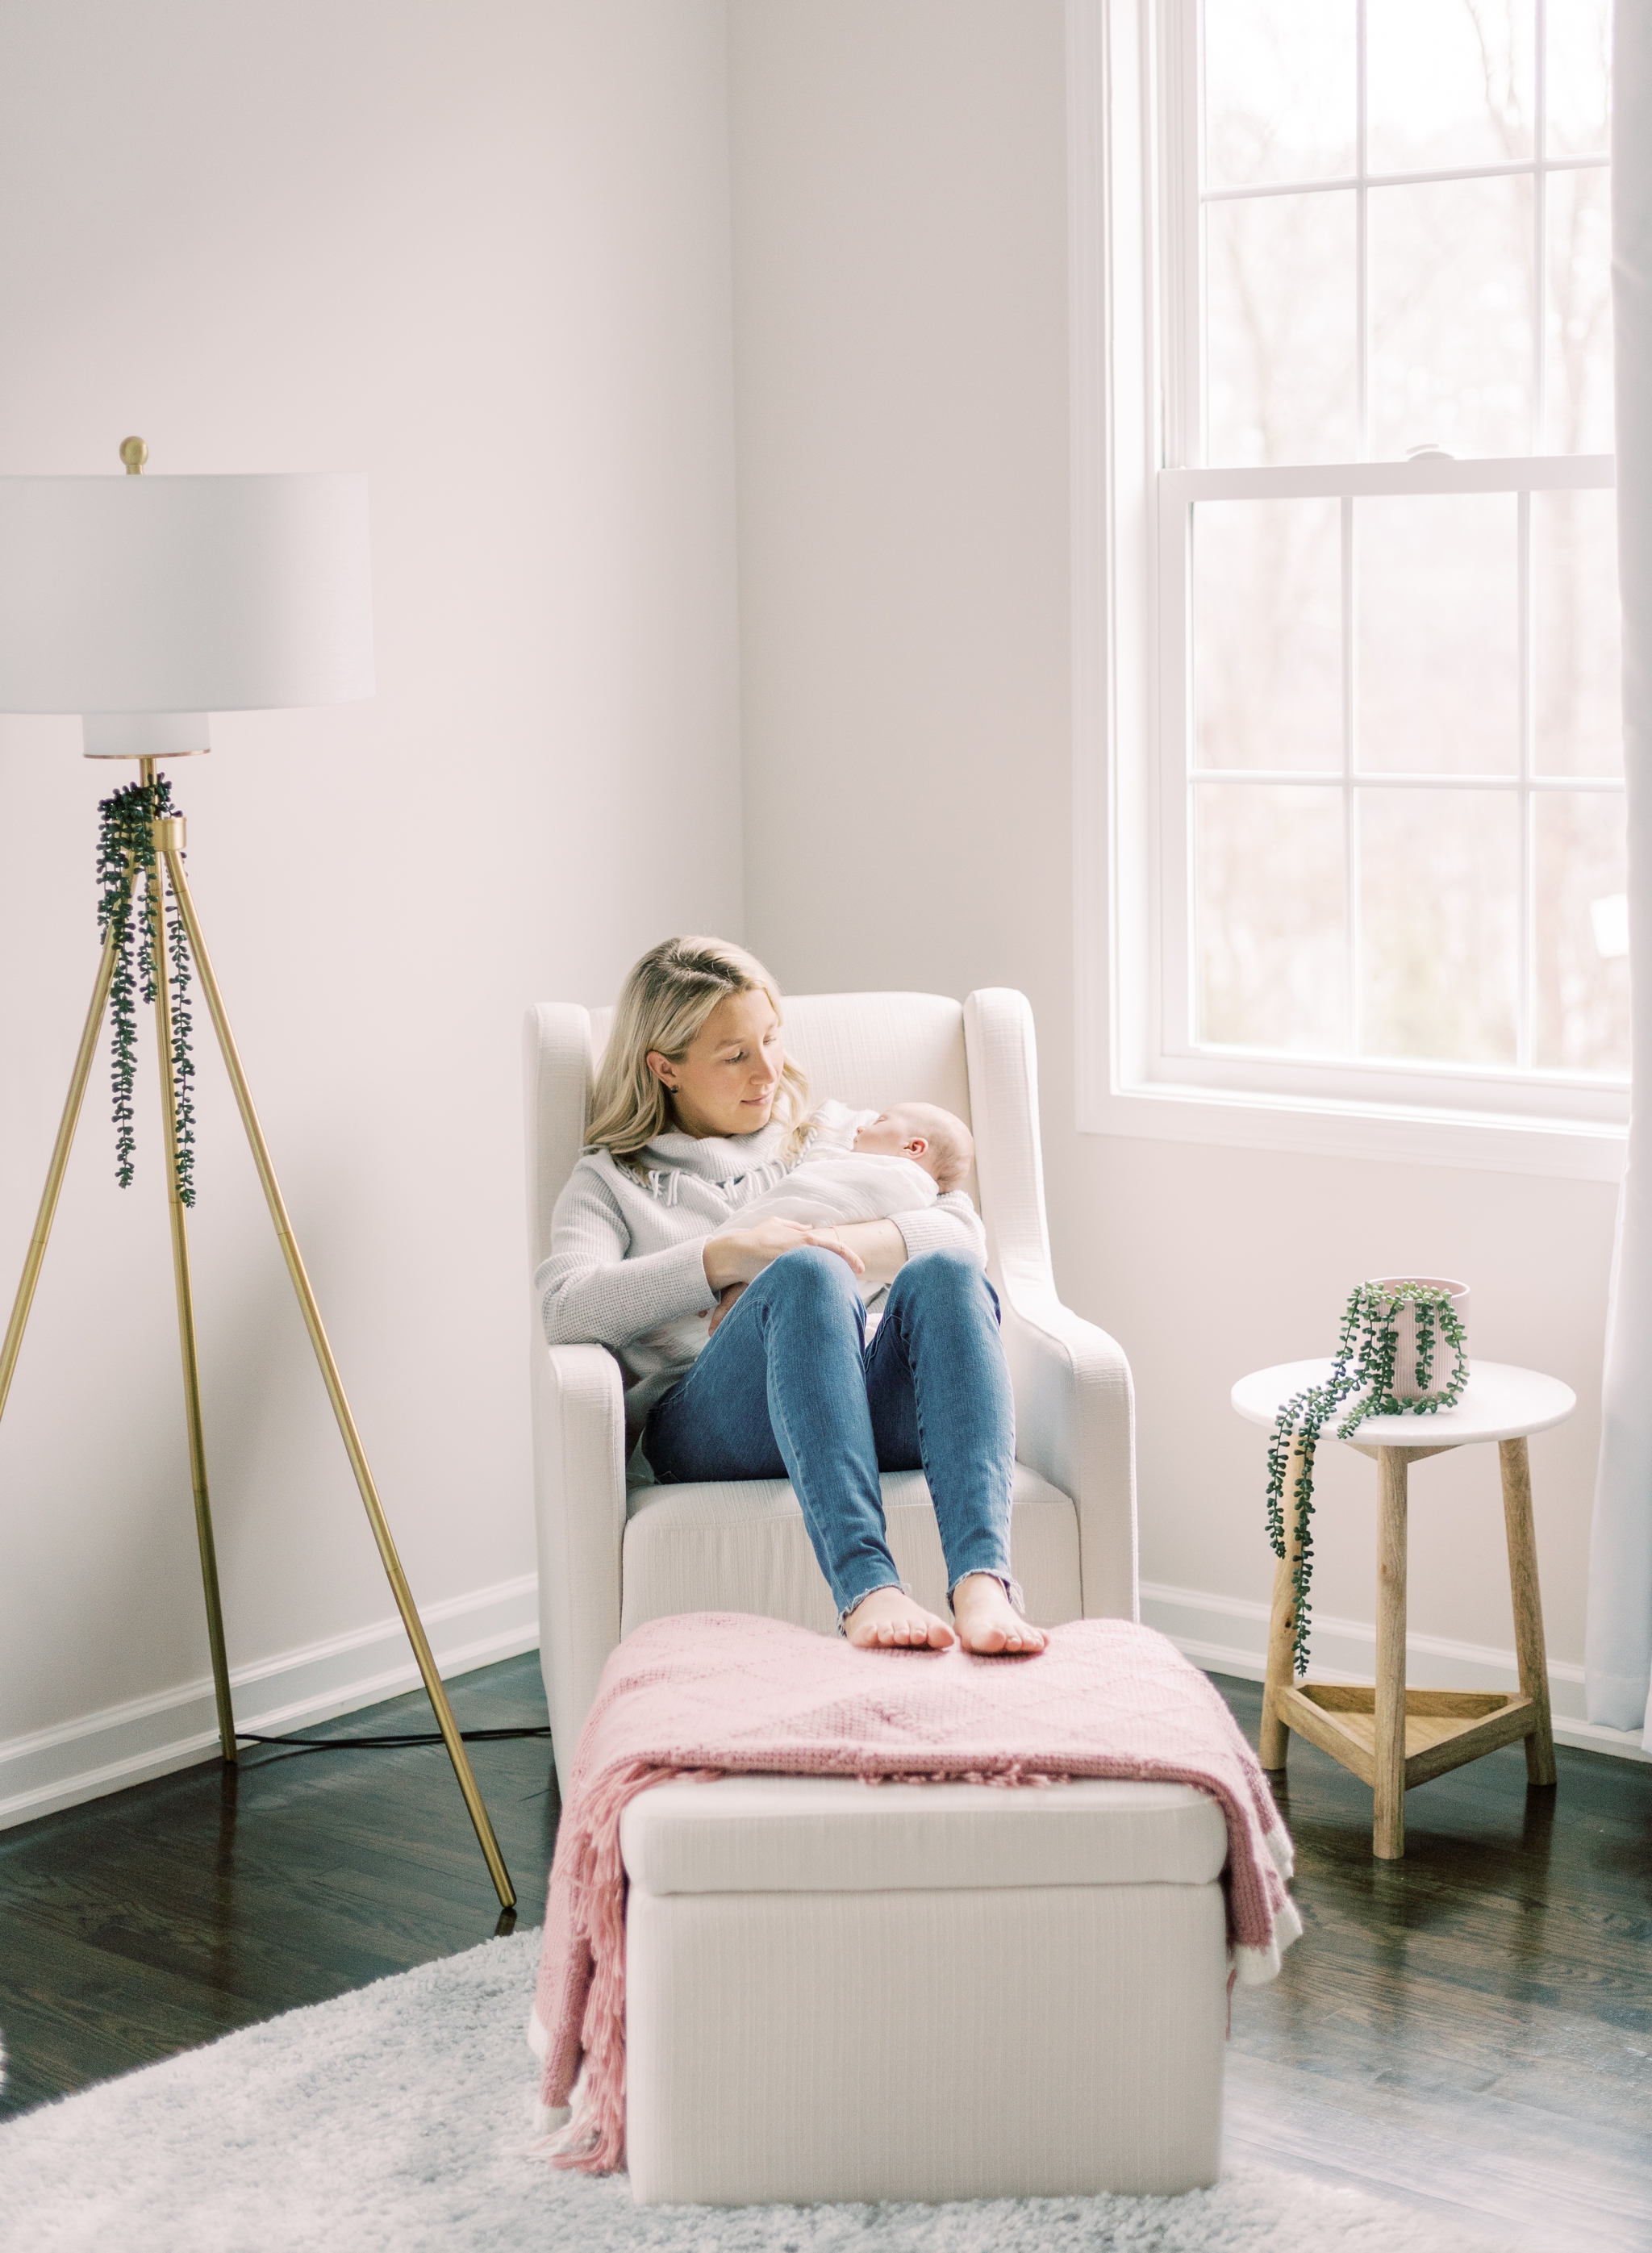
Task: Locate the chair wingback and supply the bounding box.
[523,1003,594,1274]
[780,992,973,1124]
[964,987,1057,1304]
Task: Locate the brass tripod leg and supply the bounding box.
[159,841,515,1909]
[144,788,236,1764]
[0,864,133,1423]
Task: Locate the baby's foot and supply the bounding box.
[844,1586,954,1650]
[953,1574,1046,1655]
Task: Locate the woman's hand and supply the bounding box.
[702,1219,866,1295]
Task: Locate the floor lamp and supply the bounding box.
[0,440,514,1910]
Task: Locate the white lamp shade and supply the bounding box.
[0,472,374,716]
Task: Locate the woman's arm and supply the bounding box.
[829,1196,988,1286]
[828,1218,907,1289]
[760,1191,987,1295]
[891,1190,988,1267]
[540,1158,872,1350]
[702,1218,867,1291]
[707,1187,985,1304]
[538,1166,721,1347]
[705,1218,894,1337]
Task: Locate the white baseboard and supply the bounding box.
[9,1569,1641,1832]
[0,1572,541,1833]
[1141,1579,1651,1764]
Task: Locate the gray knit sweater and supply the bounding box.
[534,1116,987,1438]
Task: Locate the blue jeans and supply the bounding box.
[643,1246,1017,1623]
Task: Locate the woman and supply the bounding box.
[536,936,1042,1655]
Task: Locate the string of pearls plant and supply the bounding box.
[1266,1280,1469,1678]
[96,774,197,1205]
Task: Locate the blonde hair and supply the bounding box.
[586,936,811,1162]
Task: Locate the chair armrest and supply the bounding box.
[1003,1289,1138,1621]
[965,987,1138,1621]
[531,1337,627,1796]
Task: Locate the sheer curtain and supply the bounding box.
[1587,5,1652,1749]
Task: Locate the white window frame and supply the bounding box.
[1069,0,1626,1182]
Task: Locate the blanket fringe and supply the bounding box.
[866,1763,1065,1788]
[540,1763,724,2173]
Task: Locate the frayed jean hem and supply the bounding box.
[948,1571,1027,1617]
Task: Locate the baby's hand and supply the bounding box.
[707,1281,747,1337]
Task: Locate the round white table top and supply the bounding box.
[1230,1358,1576,1447]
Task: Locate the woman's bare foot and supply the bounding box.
[952,1574,1046,1655]
[844,1586,954,1650]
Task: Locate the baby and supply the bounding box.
[815,1099,974,1191]
[708,1099,975,1328]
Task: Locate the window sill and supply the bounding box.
[1080,1071,1626,1183]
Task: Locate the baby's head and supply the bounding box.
[853,1102,974,1192]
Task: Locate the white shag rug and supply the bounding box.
[0,1930,1512,2253]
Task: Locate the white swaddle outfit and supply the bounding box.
[739,1155,938,1227]
[712,1100,941,1307]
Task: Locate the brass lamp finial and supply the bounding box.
[119,436,148,476]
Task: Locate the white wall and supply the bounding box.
[728,0,1637,1751]
[5,0,1637,1824]
[0,0,744,1820]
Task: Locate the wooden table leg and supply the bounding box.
[1260,1436,1306,1771]
[1500,1436,1558,1788]
[1374,1447,1409,1859]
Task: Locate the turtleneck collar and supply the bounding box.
[639,1116,792,1185]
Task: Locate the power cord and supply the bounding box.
[236,1724,552,1756]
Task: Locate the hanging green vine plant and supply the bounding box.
[1265,1281,1468,1679]
[96,775,197,1205]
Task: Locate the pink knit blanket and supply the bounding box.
[529,1611,1299,2173]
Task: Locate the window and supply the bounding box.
[1073,0,1625,1171]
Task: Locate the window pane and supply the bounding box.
[1195,783,1348,1050]
[1204,0,1356,189]
[1533,791,1630,1074]
[1533,488,1621,775]
[1358,789,1519,1065]
[1367,0,1535,173]
[1370,174,1535,460]
[1358,494,1518,774]
[1547,0,1612,157]
[1207,192,1358,464]
[1194,499,1341,770]
[1546,166,1612,453]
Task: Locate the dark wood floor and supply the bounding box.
[1219,1676,1652,2253]
[0,1652,559,2120]
[1,1659,1648,2251]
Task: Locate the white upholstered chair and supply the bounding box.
[524,988,1137,1792]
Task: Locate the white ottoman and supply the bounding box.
[619,1772,1231,2206]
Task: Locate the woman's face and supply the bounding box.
[649,988,784,1139]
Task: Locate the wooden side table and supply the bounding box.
[1233,1360,1574,1859]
